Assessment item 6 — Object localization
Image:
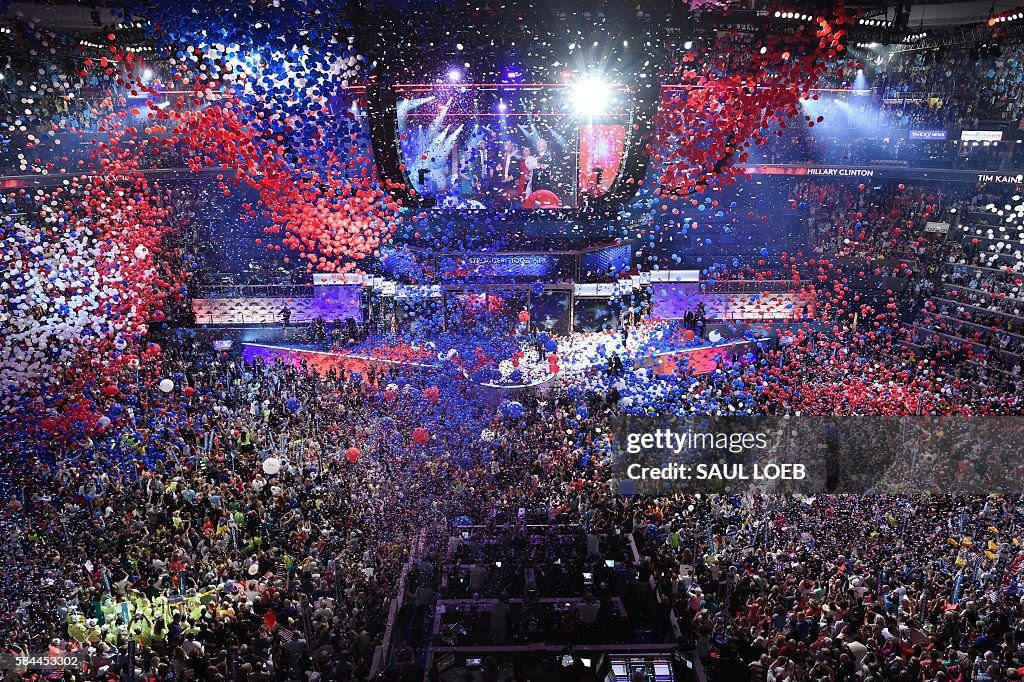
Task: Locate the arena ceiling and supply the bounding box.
[6,0,1024,33]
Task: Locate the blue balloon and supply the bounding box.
[502,400,525,419]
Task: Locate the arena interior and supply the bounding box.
[4,0,1024,680]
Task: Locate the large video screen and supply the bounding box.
[396,84,627,211]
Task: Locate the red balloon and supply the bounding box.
[103,384,119,397]
[412,427,430,445]
[345,447,361,463]
[183,386,195,397]
[522,190,561,209]
[424,386,440,403]
[684,329,696,341]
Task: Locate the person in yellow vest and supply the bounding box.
[238,427,256,456]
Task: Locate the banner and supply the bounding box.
[740,164,1024,185]
[441,253,574,279]
[924,221,950,233]
[909,130,947,140]
[961,130,1003,142]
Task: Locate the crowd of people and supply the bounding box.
[789,181,951,269]
[5,323,1024,681]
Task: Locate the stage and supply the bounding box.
[242,342,441,378]
[241,327,766,386]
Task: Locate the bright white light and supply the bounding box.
[498,99,507,112]
[447,68,461,82]
[142,68,154,81]
[684,41,693,50]
[570,76,612,117]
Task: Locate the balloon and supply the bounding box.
[262,458,281,475]
[345,447,361,463]
[183,386,195,397]
[522,189,561,209]
[103,384,119,397]
[158,379,174,393]
[684,330,695,341]
[412,427,430,445]
[502,401,524,419]
[424,386,440,403]
[286,397,301,414]
[708,330,722,343]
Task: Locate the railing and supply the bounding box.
[944,262,1022,277]
[932,296,1024,323]
[926,309,1024,342]
[369,529,428,679]
[907,322,1022,359]
[944,282,1024,306]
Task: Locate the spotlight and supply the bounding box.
[142,68,154,81]
[498,99,507,113]
[684,41,692,50]
[570,75,612,117]
[447,68,462,82]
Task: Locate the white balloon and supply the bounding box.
[708,330,722,343]
[158,378,174,393]
[262,458,281,475]
[133,244,149,259]
[498,359,514,379]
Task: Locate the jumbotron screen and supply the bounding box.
[396,83,628,210]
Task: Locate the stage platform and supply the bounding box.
[242,328,766,386]
[242,342,440,377]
